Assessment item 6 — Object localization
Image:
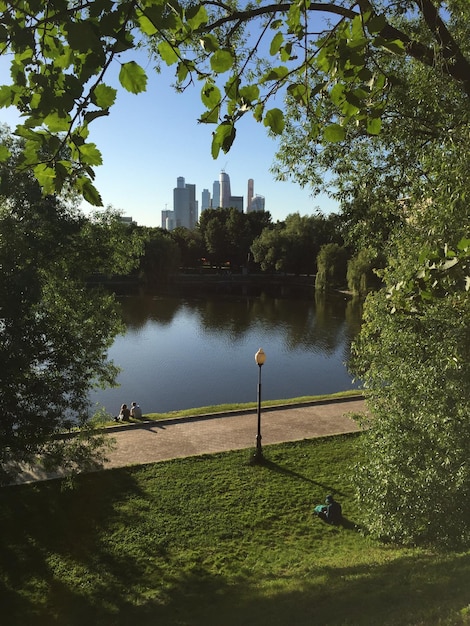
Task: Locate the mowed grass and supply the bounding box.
[1,434,469,626]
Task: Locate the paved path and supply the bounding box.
[14,397,366,484]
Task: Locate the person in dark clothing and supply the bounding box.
[117,403,131,421]
[314,494,342,525]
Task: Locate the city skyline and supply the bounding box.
[162,171,265,230]
[0,50,339,227]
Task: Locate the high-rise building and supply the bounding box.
[219,171,231,208]
[212,180,220,208]
[230,196,244,212]
[161,209,175,230]
[250,195,265,212]
[247,179,254,212]
[201,189,211,211]
[173,177,198,229]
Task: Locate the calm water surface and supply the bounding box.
[90,288,363,416]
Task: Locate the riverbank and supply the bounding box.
[98,389,364,426]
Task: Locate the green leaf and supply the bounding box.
[0,144,11,162]
[330,83,345,106]
[137,12,159,36]
[119,61,148,94]
[201,81,221,109]
[224,75,240,100]
[82,179,103,206]
[199,108,219,124]
[287,83,308,105]
[239,84,259,104]
[211,122,235,158]
[84,109,110,124]
[324,124,345,142]
[457,238,470,251]
[43,112,71,132]
[0,85,13,107]
[34,163,56,195]
[270,32,284,56]
[200,34,219,53]
[66,21,101,54]
[261,66,289,83]
[176,61,189,83]
[186,5,208,30]
[210,49,234,74]
[367,117,382,135]
[366,14,387,35]
[263,108,285,135]
[374,36,405,55]
[158,41,179,66]
[77,143,103,166]
[92,84,117,108]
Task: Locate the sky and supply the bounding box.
[0,51,339,227]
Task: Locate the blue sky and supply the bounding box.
[0,52,339,227]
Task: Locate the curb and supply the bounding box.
[97,394,365,434]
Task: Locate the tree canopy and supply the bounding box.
[0,127,143,483]
[0,1,469,204]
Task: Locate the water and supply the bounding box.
[89,287,363,416]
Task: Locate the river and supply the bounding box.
[89,285,363,416]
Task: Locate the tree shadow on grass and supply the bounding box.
[131,551,470,626]
[1,464,469,626]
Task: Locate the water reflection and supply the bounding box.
[90,288,363,414]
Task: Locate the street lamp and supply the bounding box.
[254,348,266,462]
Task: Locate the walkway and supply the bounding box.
[14,397,366,484]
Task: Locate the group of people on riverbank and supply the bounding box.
[115,402,142,422]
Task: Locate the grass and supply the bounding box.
[1,433,469,625]
[94,390,364,427]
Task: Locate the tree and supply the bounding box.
[315,243,349,291]
[252,212,342,274]
[197,207,271,268]
[0,2,469,204]
[0,128,143,484]
[346,248,384,295]
[138,227,181,284]
[350,227,470,546]
[267,7,469,542]
[170,227,205,268]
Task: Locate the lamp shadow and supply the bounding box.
[259,457,332,490]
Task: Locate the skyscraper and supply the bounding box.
[212,180,220,208]
[173,177,198,229]
[247,178,254,212]
[219,171,231,208]
[201,188,211,211]
[250,195,265,212]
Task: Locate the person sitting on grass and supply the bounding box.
[130,401,142,420]
[116,403,130,422]
[314,494,342,525]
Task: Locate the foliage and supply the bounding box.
[137,226,181,283]
[198,206,271,268]
[0,1,469,203]
[267,7,470,544]
[350,195,470,545]
[1,436,470,625]
[0,129,143,484]
[346,248,385,296]
[251,212,342,275]
[315,243,349,291]
[170,226,205,268]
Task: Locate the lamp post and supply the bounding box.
[254,348,266,463]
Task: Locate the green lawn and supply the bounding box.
[1,434,469,625]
